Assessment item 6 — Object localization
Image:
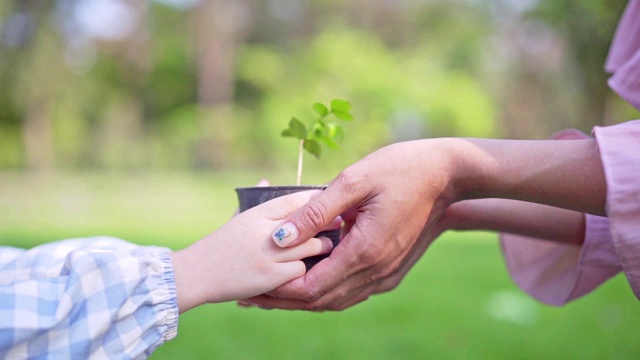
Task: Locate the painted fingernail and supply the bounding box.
[272,222,299,247]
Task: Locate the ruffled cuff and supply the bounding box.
[605,0,640,109]
[64,247,180,359]
[0,239,180,359]
[593,120,640,300]
[146,251,179,350]
[500,215,621,306]
[608,51,640,111]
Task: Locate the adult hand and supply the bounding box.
[247,139,459,311]
[247,133,606,311]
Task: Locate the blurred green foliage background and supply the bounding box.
[1,0,639,359]
[2,0,638,174]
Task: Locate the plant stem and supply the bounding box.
[297,139,304,186]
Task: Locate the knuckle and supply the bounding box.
[295,272,324,302]
[298,284,324,303]
[305,295,335,312]
[299,291,317,303]
[300,201,329,231]
[334,167,364,194]
[309,287,326,302]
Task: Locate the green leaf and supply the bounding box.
[331,110,354,121]
[322,137,340,150]
[303,139,321,158]
[308,121,326,140]
[282,117,307,139]
[330,99,352,112]
[313,102,329,117]
[327,123,344,142]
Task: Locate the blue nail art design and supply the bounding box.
[274,228,291,241]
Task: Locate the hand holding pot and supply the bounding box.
[246,136,606,311]
[250,140,458,311]
[170,190,333,313]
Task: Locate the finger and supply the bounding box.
[237,300,256,308]
[271,177,363,247]
[267,230,363,297]
[252,190,323,220]
[257,179,270,187]
[341,218,354,239]
[247,281,367,312]
[322,216,343,232]
[273,260,307,281]
[242,294,309,311]
[308,239,421,311]
[332,288,372,311]
[245,257,371,311]
[273,237,333,263]
[284,226,414,310]
[273,269,371,311]
[264,203,385,309]
[301,269,372,310]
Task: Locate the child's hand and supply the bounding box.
[170,190,334,313]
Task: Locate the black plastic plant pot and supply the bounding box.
[235,185,340,271]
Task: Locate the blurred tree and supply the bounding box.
[188,0,255,168]
[512,0,628,137]
[10,0,60,172]
[0,0,632,172]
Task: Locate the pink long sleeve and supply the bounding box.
[500,1,640,306]
[501,121,640,305]
[500,215,620,306]
[605,0,640,109]
[593,121,640,299]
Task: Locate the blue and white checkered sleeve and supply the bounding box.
[0,237,179,359]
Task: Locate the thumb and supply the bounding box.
[271,181,358,248]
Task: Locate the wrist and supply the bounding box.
[170,247,207,313]
[435,138,496,202]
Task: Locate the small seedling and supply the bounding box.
[281,99,354,185]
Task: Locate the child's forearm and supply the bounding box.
[444,199,586,245]
[170,247,206,314]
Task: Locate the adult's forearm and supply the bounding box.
[445,138,607,216]
[444,199,586,245]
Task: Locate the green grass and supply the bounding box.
[1,172,638,359]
